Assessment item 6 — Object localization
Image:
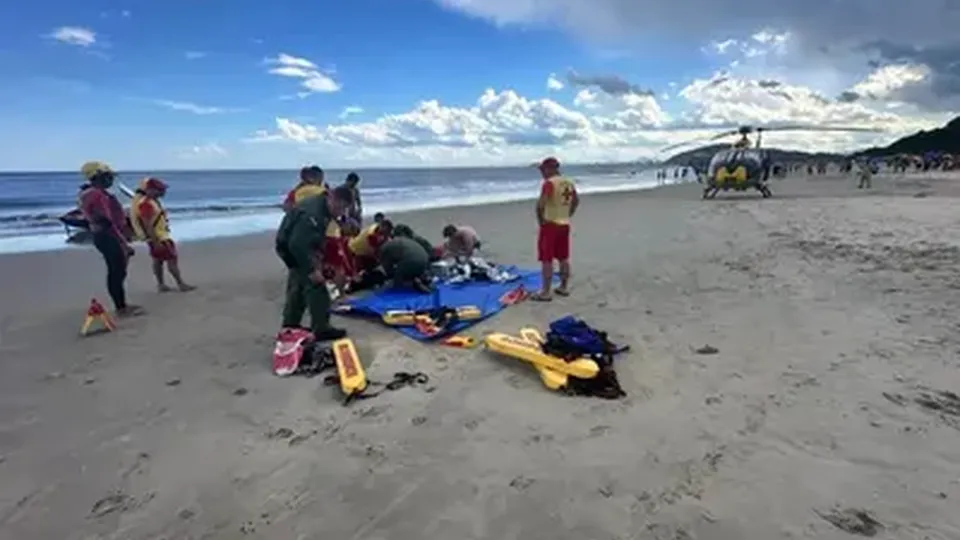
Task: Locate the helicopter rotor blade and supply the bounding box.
[748,124,884,133]
[708,129,740,140]
[659,135,719,153]
[658,123,883,154]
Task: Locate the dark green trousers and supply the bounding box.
[281,270,332,334]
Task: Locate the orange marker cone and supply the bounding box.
[440,335,477,348]
[80,298,116,336]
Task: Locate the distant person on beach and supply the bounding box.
[283,166,326,213]
[532,156,577,301]
[379,236,432,293]
[275,185,354,340]
[442,224,481,258]
[340,172,363,227]
[78,161,144,317]
[130,178,195,293]
[856,160,873,189]
[348,218,393,273]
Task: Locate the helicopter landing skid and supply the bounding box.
[702,184,772,199]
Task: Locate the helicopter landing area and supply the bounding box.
[1,170,959,540]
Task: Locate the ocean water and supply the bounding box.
[0,164,658,254]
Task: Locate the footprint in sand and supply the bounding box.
[90,492,135,518]
[882,387,960,428]
[288,431,316,446]
[266,427,294,440]
[509,475,535,491]
[588,425,611,437]
[816,507,883,537]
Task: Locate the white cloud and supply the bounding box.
[431,0,960,114]
[546,74,564,91]
[179,143,228,159]
[185,51,207,60]
[246,65,951,165]
[339,106,364,119]
[848,64,931,101]
[46,26,97,47]
[264,53,340,96]
[149,99,243,115]
[705,29,791,61]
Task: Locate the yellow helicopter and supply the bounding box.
[662,125,882,200]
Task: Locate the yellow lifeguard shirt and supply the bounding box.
[348,224,379,256]
[540,175,576,225]
[130,194,171,241]
[293,183,326,204]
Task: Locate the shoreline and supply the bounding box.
[0,178,668,256]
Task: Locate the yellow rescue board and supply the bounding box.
[519,327,568,390]
[331,338,367,395]
[485,332,600,379]
[382,305,482,326]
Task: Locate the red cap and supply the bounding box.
[141,177,168,193]
[539,157,560,170]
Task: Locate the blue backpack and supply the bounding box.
[543,316,629,362]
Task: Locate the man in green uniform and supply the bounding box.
[379,236,432,292]
[393,223,440,262]
[275,185,354,340]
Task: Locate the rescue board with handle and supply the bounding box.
[484,332,600,379]
[518,327,568,391]
[382,305,482,326]
[331,338,367,395]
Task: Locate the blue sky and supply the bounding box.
[0,0,952,170]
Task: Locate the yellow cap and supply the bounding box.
[80,161,114,180]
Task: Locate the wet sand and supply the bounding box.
[1,171,959,539]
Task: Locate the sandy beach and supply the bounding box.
[2,171,960,540]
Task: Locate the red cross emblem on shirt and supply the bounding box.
[561,186,574,204]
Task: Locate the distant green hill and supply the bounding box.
[855,116,960,157]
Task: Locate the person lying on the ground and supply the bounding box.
[442,224,481,258]
[283,166,326,213]
[130,177,195,292]
[379,236,432,293]
[393,224,441,262]
[348,218,393,273]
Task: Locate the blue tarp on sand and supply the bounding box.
[336,266,545,341]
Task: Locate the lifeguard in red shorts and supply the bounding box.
[532,157,578,301]
[322,219,354,296]
[130,177,195,292]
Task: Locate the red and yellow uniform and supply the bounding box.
[283,182,327,210]
[537,174,576,262]
[322,220,354,278]
[131,192,177,261]
[348,223,388,271]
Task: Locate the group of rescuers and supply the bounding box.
[75,157,580,341]
[277,157,579,340]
